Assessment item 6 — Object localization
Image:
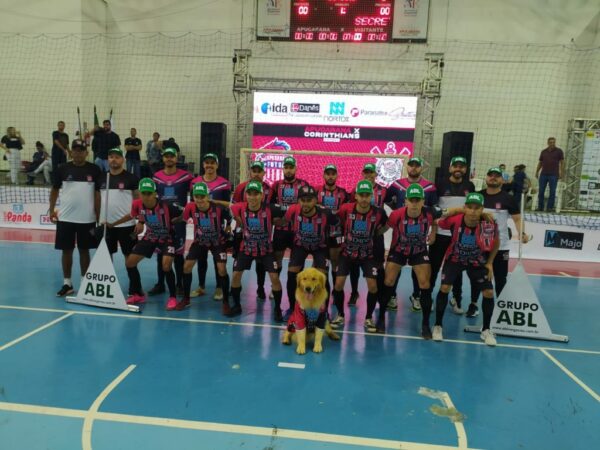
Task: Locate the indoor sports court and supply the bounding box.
[1,1,600,450]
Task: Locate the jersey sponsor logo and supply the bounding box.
[406,223,421,235]
[322,195,336,207]
[146,214,159,224]
[199,218,211,227]
[460,233,476,246]
[301,222,314,232]
[353,220,367,231]
[247,217,262,230]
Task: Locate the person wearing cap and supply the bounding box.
[229,180,286,321]
[278,185,339,321]
[270,155,310,290]
[1,127,25,185]
[123,178,184,309]
[429,155,476,314]
[332,180,389,332]
[232,159,273,301]
[464,167,530,318]
[124,128,142,178]
[98,147,139,261]
[433,192,499,346]
[188,153,232,301]
[317,164,349,301]
[177,182,233,312]
[149,148,194,296]
[386,156,438,312]
[90,119,121,172]
[49,139,102,297]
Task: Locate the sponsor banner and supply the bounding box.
[579,130,600,211]
[392,0,430,41]
[256,0,291,39]
[0,202,55,230]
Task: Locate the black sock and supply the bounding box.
[410,270,420,298]
[156,255,164,286]
[272,289,282,312]
[471,287,480,305]
[350,265,359,293]
[420,288,433,327]
[378,285,394,321]
[126,267,142,294]
[366,292,378,319]
[165,269,176,297]
[333,289,345,316]
[286,271,297,311]
[256,262,266,288]
[482,296,494,330]
[174,255,184,288]
[231,286,241,306]
[435,291,449,327]
[197,257,208,287]
[183,272,192,298]
[219,273,230,304]
[325,277,331,309]
[213,259,221,289]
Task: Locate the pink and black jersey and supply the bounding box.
[317,185,349,212]
[131,199,180,243]
[232,180,272,206]
[388,177,438,208]
[231,203,285,257]
[287,300,326,333]
[350,182,388,208]
[438,214,498,266]
[190,175,231,202]
[337,203,388,259]
[285,204,338,251]
[183,202,232,247]
[388,206,440,255]
[270,178,310,231]
[153,169,194,206]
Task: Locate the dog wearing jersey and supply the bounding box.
[282,267,339,354]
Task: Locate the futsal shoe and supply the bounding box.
[225,304,242,317]
[364,318,377,333]
[269,291,274,300]
[432,325,443,342]
[273,307,284,323]
[222,302,232,316]
[375,318,386,334]
[421,325,432,340]
[480,329,497,346]
[348,291,359,306]
[330,315,345,329]
[165,297,177,310]
[175,297,191,311]
[466,304,479,318]
[56,284,74,297]
[450,297,464,315]
[126,293,146,305]
[190,286,205,297]
[148,284,165,296]
[409,295,422,311]
[256,286,266,301]
[387,296,398,311]
[213,287,224,301]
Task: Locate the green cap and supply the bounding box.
[283,156,296,167]
[363,163,377,172]
[139,178,156,193]
[406,183,425,199]
[245,180,263,193]
[250,160,264,170]
[487,167,503,175]
[324,164,337,173]
[162,147,177,156]
[465,192,484,206]
[192,182,209,196]
[202,153,219,164]
[356,180,373,194]
[408,157,423,166]
[450,156,467,166]
[108,147,123,157]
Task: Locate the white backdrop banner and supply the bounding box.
[0,201,54,230]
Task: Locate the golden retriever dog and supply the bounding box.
[282,267,339,354]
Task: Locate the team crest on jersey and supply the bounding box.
[87,175,93,182]
[119,182,125,190]
[496,202,501,209]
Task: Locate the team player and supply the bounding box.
[151,148,194,295]
[232,160,272,301]
[332,180,389,332]
[188,153,232,301]
[429,156,475,314]
[230,181,285,321]
[123,178,184,309]
[177,182,232,312]
[432,192,499,346]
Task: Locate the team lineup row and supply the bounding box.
[49,141,528,346]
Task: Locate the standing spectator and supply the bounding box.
[51,121,70,176]
[161,137,180,154]
[91,120,121,172]
[535,137,564,212]
[48,139,101,296]
[26,141,52,185]
[146,132,162,174]
[124,128,142,178]
[499,164,510,183]
[1,127,25,185]
[510,164,531,210]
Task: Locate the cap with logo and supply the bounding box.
[324,164,337,173]
[162,147,177,156]
[363,163,377,172]
[139,178,157,193]
[71,139,86,150]
[192,182,209,196]
[283,156,296,167]
[408,157,424,166]
[202,153,219,164]
[450,156,468,166]
[250,160,265,170]
[108,147,124,157]
[298,185,317,199]
[465,192,484,206]
[356,180,373,194]
[245,180,263,193]
[406,183,425,199]
[487,167,503,175]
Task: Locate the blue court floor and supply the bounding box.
[0,241,599,450]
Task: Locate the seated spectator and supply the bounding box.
[27,141,52,185]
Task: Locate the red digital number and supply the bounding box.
[353,32,363,41]
[318,32,328,41]
[342,32,352,41]
[329,32,338,41]
[380,6,391,16]
[298,5,309,15]
[294,32,303,40]
[305,32,314,40]
[339,6,347,15]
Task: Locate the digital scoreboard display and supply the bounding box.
[291,0,394,43]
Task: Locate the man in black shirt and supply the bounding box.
[1,127,25,185]
[51,121,70,177]
[91,120,121,172]
[124,128,142,178]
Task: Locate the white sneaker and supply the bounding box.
[269,291,274,300]
[432,325,443,342]
[190,286,205,298]
[387,296,398,311]
[481,329,497,346]
[213,287,223,301]
[410,295,422,311]
[330,315,345,329]
[450,299,464,315]
[364,318,376,332]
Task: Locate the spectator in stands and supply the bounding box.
[499,164,510,183]
[535,137,564,212]
[51,121,70,177]
[26,141,52,185]
[124,127,142,178]
[160,137,180,155]
[510,164,531,210]
[1,127,25,185]
[146,131,162,174]
[91,119,121,172]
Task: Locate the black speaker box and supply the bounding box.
[200,122,227,160]
[439,131,474,181]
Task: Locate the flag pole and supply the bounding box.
[518,193,525,262]
[104,171,110,239]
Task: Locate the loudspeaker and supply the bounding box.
[439,131,474,181]
[218,157,229,179]
[200,122,227,160]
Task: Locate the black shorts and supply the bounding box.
[336,254,380,279]
[441,262,493,291]
[131,240,176,259]
[105,226,136,255]
[55,221,98,251]
[233,253,279,273]
[373,235,385,263]
[327,235,343,249]
[289,247,329,270]
[387,250,430,267]
[272,229,294,252]
[186,242,228,263]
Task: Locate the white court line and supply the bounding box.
[0,400,474,450]
[277,362,305,369]
[540,349,600,403]
[82,364,136,450]
[0,312,73,352]
[558,271,574,277]
[1,304,599,356]
[439,393,468,449]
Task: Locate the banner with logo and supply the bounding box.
[579,130,600,211]
[256,0,291,39]
[0,201,55,230]
[392,0,430,42]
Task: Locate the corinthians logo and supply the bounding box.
[371,142,412,185]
